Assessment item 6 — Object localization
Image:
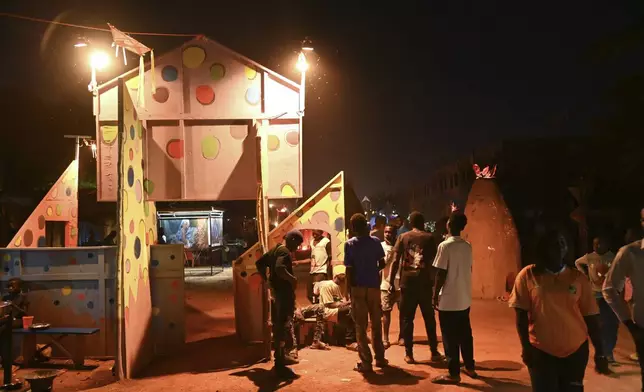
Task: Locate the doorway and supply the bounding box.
[45,221,66,247]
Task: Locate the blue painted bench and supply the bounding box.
[13,327,100,368]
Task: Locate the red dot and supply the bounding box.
[69,257,77,265]
[196,85,215,105]
[77,293,85,301]
[166,139,184,159]
[129,220,135,234]
[129,148,134,160]
[171,280,179,290]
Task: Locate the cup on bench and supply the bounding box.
[22,316,34,329]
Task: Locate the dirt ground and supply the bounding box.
[13,266,643,391]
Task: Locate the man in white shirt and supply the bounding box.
[604,207,644,389]
[307,230,332,303]
[432,212,476,384]
[380,224,402,348]
[575,236,618,362]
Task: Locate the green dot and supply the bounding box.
[210,63,226,81]
[201,136,220,160]
[143,179,155,195]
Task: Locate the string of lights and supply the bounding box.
[0,12,199,37]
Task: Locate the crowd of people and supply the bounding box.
[256,207,644,391]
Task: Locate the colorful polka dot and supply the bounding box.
[77,293,86,301]
[334,217,344,232]
[153,87,170,103]
[87,301,94,309]
[281,183,296,197]
[245,87,260,106]
[23,230,33,247]
[134,237,142,259]
[135,180,143,203]
[196,85,215,105]
[183,46,206,69]
[129,148,134,161]
[65,187,72,197]
[210,63,226,81]
[125,259,131,274]
[127,167,135,187]
[201,135,220,160]
[129,220,135,234]
[312,211,330,225]
[161,66,178,82]
[51,187,58,198]
[230,127,248,140]
[61,286,72,296]
[330,190,341,202]
[151,259,160,267]
[69,257,77,265]
[143,179,155,195]
[55,204,62,216]
[46,206,53,216]
[129,125,136,140]
[267,135,280,151]
[101,126,118,145]
[38,215,46,230]
[70,207,77,218]
[245,66,258,80]
[285,131,300,146]
[2,254,10,262]
[166,139,184,159]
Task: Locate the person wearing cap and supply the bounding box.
[344,213,388,373]
[256,230,304,379]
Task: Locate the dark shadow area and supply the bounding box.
[460,375,531,391]
[141,334,267,377]
[230,368,297,392]
[361,365,427,386]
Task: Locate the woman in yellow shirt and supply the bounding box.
[509,230,610,391]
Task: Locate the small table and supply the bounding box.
[13,327,99,369]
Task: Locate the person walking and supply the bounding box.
[510,229,610,391]
[389,211,443,364]
[604,207,644,390]
[431,213,477,384]
[344,213,388,373]
[575,236,618,363]
[255,230,304,379]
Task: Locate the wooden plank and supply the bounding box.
[13,328,100,335]
[0,273,100,282]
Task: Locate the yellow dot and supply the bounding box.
[245,66,257,80]
[55,204,62,216]
[46,206,53,216]
[51,187,58,198]
[281,184,296,197]
[14,237,21,247]
[267,135,280,151]
[61,286,72,296]
[101,125,118,145]
[183,46,206,69]
[126,75,140,90]
[2,254,10,262]
[201,136,220,160]
[152,307,161,316]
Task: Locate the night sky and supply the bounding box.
[0,1,639,198]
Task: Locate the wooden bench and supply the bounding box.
[13,327,100,369]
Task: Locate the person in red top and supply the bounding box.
[509,230,610,391]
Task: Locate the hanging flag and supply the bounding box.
[108,24,156,107]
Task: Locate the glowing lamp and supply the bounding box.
[279,207,288,213]
[296,52,309,72]
[90,51,109,71]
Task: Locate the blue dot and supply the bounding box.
[162,66,178,82]
[129,125,135,140]
[151,259,160,267]
[127,167,135,187]
[134,237,142,259]
[334,217,344,232]
[44,265,50,272]
[87,301,94,309]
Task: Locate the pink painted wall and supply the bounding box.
[95,37,302,202]
[8,160,78,248]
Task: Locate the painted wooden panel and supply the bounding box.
[264,74,300,119]
[149,244,185,355]
[146,124,183,200]
[8,161,78,248]
[264,122,301,198]
[181,42,262,119]
[98,125,119,201]
[0,247,118,357]
[117,81,157,378]
[234,173,346,342]
[183,124,257,200]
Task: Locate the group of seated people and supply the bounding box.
[290,265,357,352]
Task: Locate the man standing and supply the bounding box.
[603,207,644,390]
[381,224,402,348]
[256,230,304,378]
[432,213,476,384]
[344,213,388,373]
[370,215,387,242]
[575,236,618,363]
[389,211,443,364]
[307,230,332,303]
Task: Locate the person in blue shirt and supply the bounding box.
[344,213,388,373]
